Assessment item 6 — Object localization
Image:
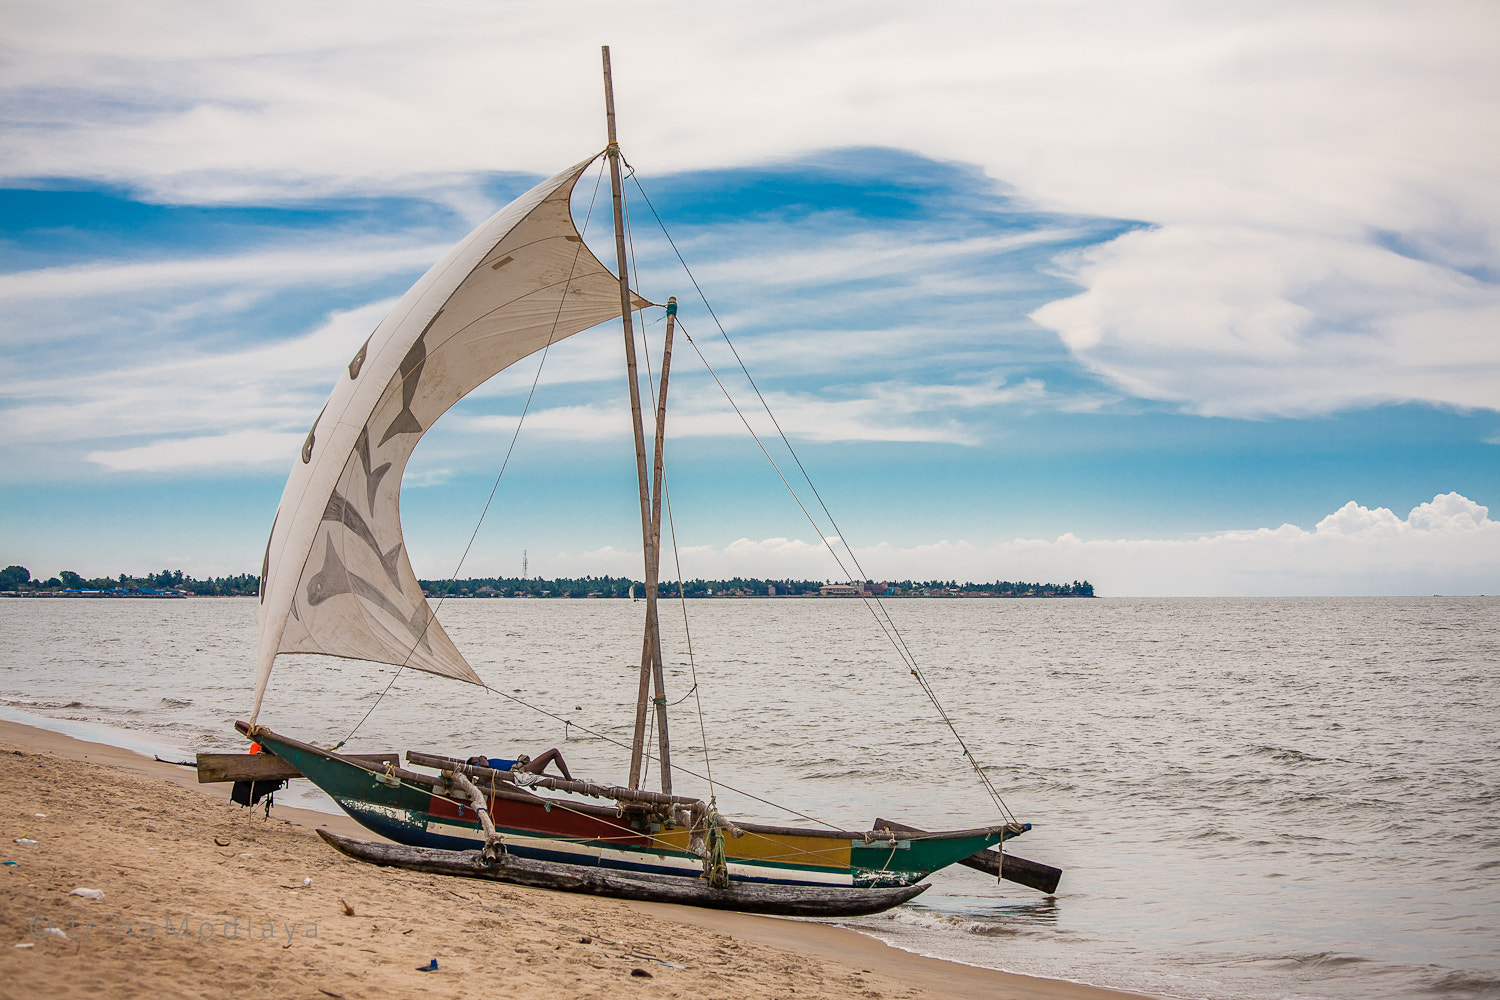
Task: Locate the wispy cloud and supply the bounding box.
[0,243,442,305]
[672,226,1101,293]
[4,301,385,473]
[451,374,1048,449]
[86,429,304,472]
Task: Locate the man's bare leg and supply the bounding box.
[523,748,572,781]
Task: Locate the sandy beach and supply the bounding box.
[0,719,1151,999]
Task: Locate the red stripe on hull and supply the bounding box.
[426,793,653,848]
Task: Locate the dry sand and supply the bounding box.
[0,720,1152,999]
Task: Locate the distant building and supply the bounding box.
[819,583,862,597]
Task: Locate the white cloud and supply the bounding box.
[0,243,441,306]
[402,468,453,489]
[679,227,1097,294]
[1320,492,1490,536]
[452,375,1046,448]
[1031,225,1500,417]
[4,302,385,472]
[457,404,636,444]
[576,493,1498,596]
[6,0,1494,418]
[86,429,303,472]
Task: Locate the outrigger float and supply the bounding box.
[216,47,1061,916]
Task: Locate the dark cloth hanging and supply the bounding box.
[231,778,286,807]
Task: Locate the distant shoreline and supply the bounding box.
[426,592,1099,600]
[1,589,186,599]
[418,576,1097,600]
[2,567,1095,600]
[2,590,1096,600]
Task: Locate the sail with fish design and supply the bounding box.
[251,157,647,722]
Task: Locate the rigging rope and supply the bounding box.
[624,186,718,801]
[336,153,612,749]
[346,149,1015,831]
[624,165,1017,825]
[479,681,835,830]
[669,316,1015,825]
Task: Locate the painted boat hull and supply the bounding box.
[243,725,1017,891]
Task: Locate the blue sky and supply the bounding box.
[2,1,1497,595]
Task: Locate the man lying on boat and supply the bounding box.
[465,748,573,785]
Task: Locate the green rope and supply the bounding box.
[704,800,729,888]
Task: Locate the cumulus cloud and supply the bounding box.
[1031,225,1500,417]
[554,493,1497,596]
[1317,492,1490,537]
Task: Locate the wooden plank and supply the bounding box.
[196,751,398,783]
[875,817,1062,894]
[317,830,928,918]
[196,753,300,783]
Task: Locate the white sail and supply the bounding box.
[252,156,642,722]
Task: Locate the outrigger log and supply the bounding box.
[317,830,930,918]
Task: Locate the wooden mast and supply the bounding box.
[603,46,671,791]
[646,297,678,794]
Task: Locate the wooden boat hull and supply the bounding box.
[243,725,1017,891]
[317,830,930,917]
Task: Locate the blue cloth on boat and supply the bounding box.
[486,758,520,771]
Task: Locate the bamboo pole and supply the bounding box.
[602,46,661,791]
[447,768,498,843]
[410,751,706,810]
[647,297,678,794]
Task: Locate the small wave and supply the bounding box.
[2,697,95,712]
[1253,950,1373,971]
[1250,744,1327,764]
[160,697,194,708]
[965,922,1026,938]
[867,903,1058,941]
[1422,968,1500,999]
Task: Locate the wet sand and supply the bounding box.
[0,719,1151,999]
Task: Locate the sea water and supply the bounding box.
[1,596,1496,999]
